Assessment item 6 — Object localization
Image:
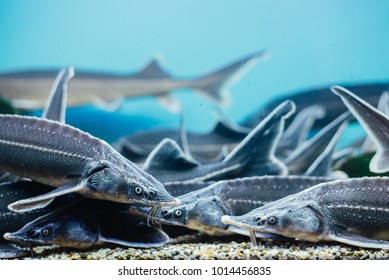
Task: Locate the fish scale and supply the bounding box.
[317,178,389,236]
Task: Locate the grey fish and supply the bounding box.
[0,66,73,183]
[222,177,389,249]
[331,86,389,173]
[0,50,269,112]
[4,199,169,249]
[133,176,331,236]
[142,101,295,184]
[0,181,75,258]
[242,82,389,129]
[0,115,179,212]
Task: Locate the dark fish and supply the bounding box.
[4,199,168,249]
[0,181,74,258]
[222,177,389,249]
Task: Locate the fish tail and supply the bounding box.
[192,50,270,107]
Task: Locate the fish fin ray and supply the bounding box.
[42,66,74,122]
[223,101,294,176]
[193,50,270,107]
[329,228,389,249]
[8,179,84,212]
[143,138,200,172]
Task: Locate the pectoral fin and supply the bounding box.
[329,228,389,249]
[99,222,169,248]
[8,179,84,212]
[0,244,29,259]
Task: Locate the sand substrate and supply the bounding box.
[21,234,389,260]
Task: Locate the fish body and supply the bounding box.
[4,199,169,249]
[222,177,389,249]
[0,50,269,111]
[0,115,178,212]
[138,176,331,236]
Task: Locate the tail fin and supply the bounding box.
[222,100,295,176]
[193,50,271,107]
[331,86,389,173]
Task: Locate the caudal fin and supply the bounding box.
[331,86,389,173]
[193,50,271,107]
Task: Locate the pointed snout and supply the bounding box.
[3,232,18,242]
[221,215,234,225]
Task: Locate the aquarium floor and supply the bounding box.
[21,234,389,260]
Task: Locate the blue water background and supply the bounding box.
[1,1,388,145]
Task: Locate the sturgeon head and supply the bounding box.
[221,188,330,243]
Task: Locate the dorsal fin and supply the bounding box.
[212,109,251,138]
[143,138,200,172]
[360,91,389,153]
[222,100,295,176]
[42,66,74,123]
[134,58,170,79]
[279,104,326,152]
[304,119,349,178]
[331,86,389,173]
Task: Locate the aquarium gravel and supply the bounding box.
[22,234,389,260]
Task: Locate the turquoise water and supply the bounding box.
[0,1,388,143]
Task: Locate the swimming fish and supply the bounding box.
[143,101,295,184]
[133,175,331,236]
[1,114,180,212]
[0,50,269,112]
[331,86,389,173]
[222,177,389,249]
[4,199,169,249]
[242,82,389,129]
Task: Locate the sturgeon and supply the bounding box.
[0,50,269,112]
[0,114,179,212]
[133,176,331,236]
[4,198,169,249]
[222,177,389,249]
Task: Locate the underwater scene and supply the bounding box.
[0,1,389,260]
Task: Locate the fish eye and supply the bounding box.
[174,209,183,217]
[134,187,143,195]
[42,228,50,236]
[267,216,277,225]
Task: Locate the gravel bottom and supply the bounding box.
[21,234,389,260]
